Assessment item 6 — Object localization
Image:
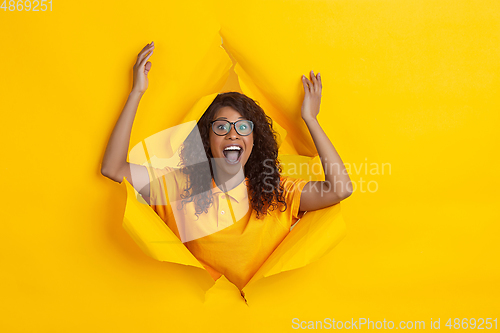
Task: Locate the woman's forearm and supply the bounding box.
[101,89,144,176]
[304,117,353,196]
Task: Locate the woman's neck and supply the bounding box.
[213,166,245,192]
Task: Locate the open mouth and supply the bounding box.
[222,145,243,164]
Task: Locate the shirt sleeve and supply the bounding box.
[144,165,186,240]
[280,175,309,224]
[145,165,178,207]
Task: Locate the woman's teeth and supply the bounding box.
[223,146,242,164]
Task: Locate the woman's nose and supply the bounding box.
[226,124,239,138]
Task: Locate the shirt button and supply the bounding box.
[221,210,225,215]
[221,195,226,199]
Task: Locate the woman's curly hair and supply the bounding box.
[176,92,287,220]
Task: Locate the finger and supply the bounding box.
[137,44,152,59]
[144,61,152,75]
[140,49,154,68]
[139,46,154,61]
[304,75,312,89]
[135,49,153,69]
[139,42,153,54]
[137,44,155,63]
[309,70,319,93]
[302,75,311,93]
[302,77,308,92]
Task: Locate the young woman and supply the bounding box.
[101,42,353,290]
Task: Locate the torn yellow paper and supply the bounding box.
[122,178,204,270]
[122,150,347,295]
[122,36,348,298]
[203,275,250,306]
[246,204,347,284]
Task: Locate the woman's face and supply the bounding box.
[209,106,254,174]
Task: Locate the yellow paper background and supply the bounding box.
[1,0,499,331]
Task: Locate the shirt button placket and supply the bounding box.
[219,192,231,228]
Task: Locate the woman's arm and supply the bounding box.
[298,70,353,212]
[101,89,143,177]
[100,42,155,197]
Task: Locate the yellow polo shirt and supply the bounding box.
[145,165,308,290]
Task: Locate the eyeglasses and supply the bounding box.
[210,119,254,136]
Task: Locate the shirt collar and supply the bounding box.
[211,177,249,203]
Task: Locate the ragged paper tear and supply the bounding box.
[122,147,347,300]
[121,33,347,301]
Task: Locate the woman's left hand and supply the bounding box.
[301,70,322,122]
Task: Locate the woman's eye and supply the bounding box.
[239,125,247,130]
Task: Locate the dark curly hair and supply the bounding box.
[176,91,287,220]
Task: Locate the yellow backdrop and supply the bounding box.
[1,0,499,331]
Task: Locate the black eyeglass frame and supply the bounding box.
[210,119,254,136]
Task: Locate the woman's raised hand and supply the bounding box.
[132,42,155,94]
[301,70,322,122]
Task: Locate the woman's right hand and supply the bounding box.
[132,42,155,94]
